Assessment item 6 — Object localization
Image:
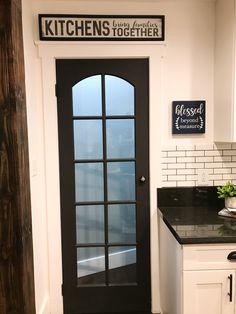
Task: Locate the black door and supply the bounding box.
[56,59,150,314]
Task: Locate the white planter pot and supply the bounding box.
[225,197,236,209]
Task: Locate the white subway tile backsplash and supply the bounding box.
[186,163,204,169]
[168,163,186,169]
[197,168,213,175]
[162,181,177,187]
[215,180,232,186]
[214,143,232,150]
[195,144,213,150]
[162,157,176,163]
[208,180,214,186]
[196,156,214,163]
[205,162,222,168]
[214,156,231,162]
[223,174,236,180]
[162,175,168,181]
[177,157,195,163]
[162,169,177,175]
[223,150,236,156]
[168,151,186,157]
[168,175,186,181]
[177,169,195,175]
[186,175,198,181]
[177,181,195,187]
[186,150,204,157]
[209,174,223,180]
[161,143,236,187]
[214,168,231,174]
[222,162,236,168]
[205,150,222,156]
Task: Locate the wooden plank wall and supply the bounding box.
[0,0,36,313]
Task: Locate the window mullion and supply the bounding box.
[102,75,109,285]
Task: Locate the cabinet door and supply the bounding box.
[183,270,235,314]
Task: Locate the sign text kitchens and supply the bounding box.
[39,15,165,41]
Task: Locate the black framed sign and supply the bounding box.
[172,101,206,134]
[38,14,165,41]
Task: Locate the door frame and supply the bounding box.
[36,42,164,314]
[57,58,150,313]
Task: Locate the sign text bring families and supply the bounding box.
[39,15,165,41]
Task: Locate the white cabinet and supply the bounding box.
[184,270,235,314]
[159,217,236,314]
[214,0,236,142]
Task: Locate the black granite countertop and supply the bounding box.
[157,187,236,244]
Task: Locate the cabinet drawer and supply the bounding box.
[183,244,236,270]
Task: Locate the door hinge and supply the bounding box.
[61,283,64,296]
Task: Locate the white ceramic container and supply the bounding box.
[225,197,236,212]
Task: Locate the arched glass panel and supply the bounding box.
[105,75,134,116]
[72,75,102,116]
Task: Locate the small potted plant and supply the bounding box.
[217,181,236,210]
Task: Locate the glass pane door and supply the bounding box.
[56,58,150,314]
[73,74,137,286]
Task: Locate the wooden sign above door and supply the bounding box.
[38,14,165,41]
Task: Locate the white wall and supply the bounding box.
[32,0,215,146]
[22,0,216,313]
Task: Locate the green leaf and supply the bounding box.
[217,181,236,198]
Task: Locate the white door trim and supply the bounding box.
[36,41,165,314]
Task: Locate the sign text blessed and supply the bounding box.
[172,101,206,134]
